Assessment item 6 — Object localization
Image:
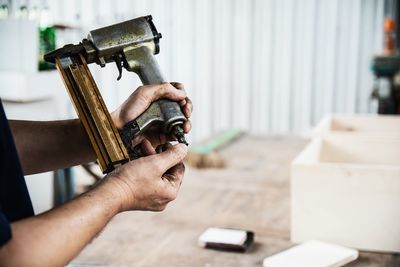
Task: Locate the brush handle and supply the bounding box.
[192,129,242,154]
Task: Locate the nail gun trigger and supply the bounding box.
[114,55,123,80]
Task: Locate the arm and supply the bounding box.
[9,119,95,175]
[0,143,187,267]
[10,83,192,175]
[0,82,192,267]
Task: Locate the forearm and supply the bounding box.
[0,179,121,267]
[9,119,96,175]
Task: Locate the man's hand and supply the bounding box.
[99,141,187,212]
[105,82,192,211]
[111,83,193,149]
[0,141,188,267]
[0,83,192,267]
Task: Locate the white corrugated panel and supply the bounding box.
[48,0,384,143]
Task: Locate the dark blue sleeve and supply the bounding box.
[0,100,34,247]
[0,100,34,224]
[0,211,11,246]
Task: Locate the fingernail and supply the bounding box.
[185,106,191,118]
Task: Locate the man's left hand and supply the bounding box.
[111,82,193,152]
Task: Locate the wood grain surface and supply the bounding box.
[71,136,400,267]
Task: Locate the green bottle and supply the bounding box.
[38,25,56,71]
[38,5,56,71]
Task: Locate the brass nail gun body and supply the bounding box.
[45,16,188,174]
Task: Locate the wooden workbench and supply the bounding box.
[71,136,400,267]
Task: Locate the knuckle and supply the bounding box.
[161,82,172,91]
[153,162,164,174]
[138,85,157,102]
[152,83,170,99]
[163,83,186,97]
[169,194,177,202]
[136,85,147,94]
[179,99,187,106]
[183,121,191,132]
[174,82,185,90]
[165,190,177,201]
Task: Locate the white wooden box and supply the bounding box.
[313,114,400,137]
[291,134,400,253]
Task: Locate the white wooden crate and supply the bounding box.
[291,134,400,253]
[313,114,400,137]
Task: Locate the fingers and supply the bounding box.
[150,133,167,148]
[140,138,156,156]
[180,97,192,119]
[113,83,187,128]
[148,143,188,173]
[170,82,184,90]
[183,120,192,134]
[130,83,186,120]
[163,162,185,187]
[139,83,186,105]
[171,82,193,119]
[171,82,193,134]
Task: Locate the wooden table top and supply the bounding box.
[72,136,400,267]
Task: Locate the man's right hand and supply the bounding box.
[97,141,188,212]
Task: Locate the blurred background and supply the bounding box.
[0,0,392,140]
[0,0,400,267]
[0,0,398,237]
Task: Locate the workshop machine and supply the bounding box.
[371,55,400,114]
[45,15,187,174]
[371,2,400,114]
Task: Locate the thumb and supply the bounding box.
[148,143,188,173]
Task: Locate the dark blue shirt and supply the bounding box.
[0,100,34,246]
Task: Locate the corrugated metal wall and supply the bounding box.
[48,0,384,143]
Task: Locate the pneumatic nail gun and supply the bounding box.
[44,15,188,174]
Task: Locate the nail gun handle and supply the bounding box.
[122,46,188,145]
[118,98,187,147]
[118,98,187,159]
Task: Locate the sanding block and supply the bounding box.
[198,227,254,252]
[263,240,358,267]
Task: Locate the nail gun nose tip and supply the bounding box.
[171,125,188,145]
[177,135,188,146]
